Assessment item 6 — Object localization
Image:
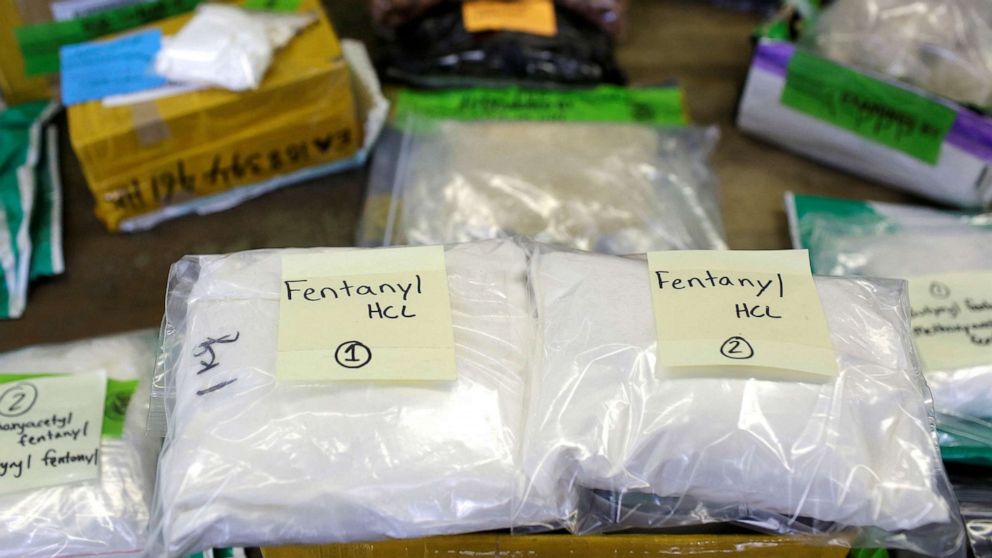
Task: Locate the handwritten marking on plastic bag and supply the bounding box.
[193,332,240,396]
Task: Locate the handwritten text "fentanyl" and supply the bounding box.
[654,270,786,319]
[283,275,424,320]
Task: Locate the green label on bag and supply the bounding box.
[780,52,956,164]
[396,86,688,125]
[102,379,138,438]
[0,374,138,439]
[14,0,203,76]
[243,0,302,11]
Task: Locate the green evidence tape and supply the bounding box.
[14,0,203,76]
[243,0,302,11]
[0,374,138,439]
[395,86,689,126]
[780,51,957,164]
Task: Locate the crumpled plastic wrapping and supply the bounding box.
[806,0,992,110]
[360,120,725,253]
[155,4,317,91]
[149,239,556,557]
[516,245,963,555]
[953,480,992,557]
[379,2,625,88]
[0,330,159,558]
[370,0,628,37]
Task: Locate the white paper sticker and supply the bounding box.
[647,250,838,381]
[0,371,106,495]
[908,271,992,370]
[278,246,457,382]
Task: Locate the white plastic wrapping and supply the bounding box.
[0,330,159,558]
[517,245,964,555]
[806,0,992,110]
[360,120,726,253]
[150,239,555,556]
[155,4,317,91]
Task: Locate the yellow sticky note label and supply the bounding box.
[462,0,557,37]
[277,246,457,382]
[647,250,838,381]
[908,271,992,370]
[0,371,106,495]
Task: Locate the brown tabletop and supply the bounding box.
[0,0,924,351]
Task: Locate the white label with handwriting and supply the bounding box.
[0,371,106,495]
[277,246,457,382]
[647,250,838,381]
[908,271,992,370]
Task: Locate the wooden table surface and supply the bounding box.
[0,0,925,351]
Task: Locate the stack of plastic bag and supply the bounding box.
[517,243,964,555]
[359,87,726,253]
[150,238,965,556]
[787,192,992,465]
[0,331,159,558]
[0,101,63,319]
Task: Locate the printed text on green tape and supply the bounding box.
[781,52,956,164]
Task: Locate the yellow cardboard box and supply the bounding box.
[262,533,850,558]
[68,0,360,231]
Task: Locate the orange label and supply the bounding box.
[462,0,557,37]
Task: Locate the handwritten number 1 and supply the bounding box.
[343,343,361,363]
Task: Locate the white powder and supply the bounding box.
[0,331,158,558]
[808,0,992,110]
[388,122,725,253]
[806,224,992,420]
[155,5,316,91]
[154,240,551,556]
[520,249,958,550]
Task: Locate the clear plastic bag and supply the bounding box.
[359,119,725,253]
[149,239,556,556]
[154,4,317,91]
[805,0,992,111]
[516,244,964,555]
[787,194,992,421]
[0,330,159,558]
[953,480,992,557]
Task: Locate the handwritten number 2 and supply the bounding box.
[9,392,25,412]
